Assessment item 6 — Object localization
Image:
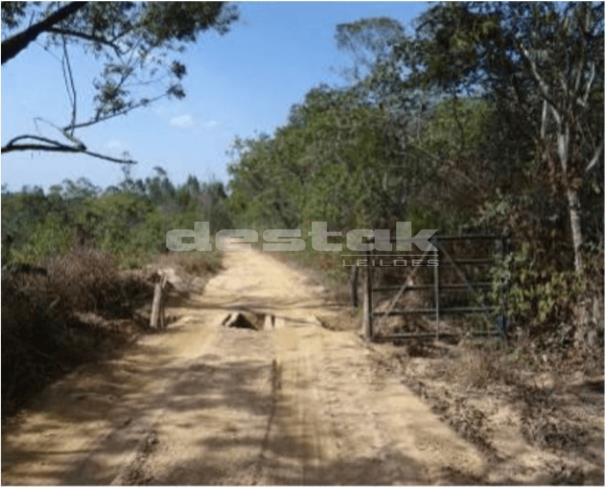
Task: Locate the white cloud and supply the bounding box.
[169,114,195,128]
[203,120,220,129]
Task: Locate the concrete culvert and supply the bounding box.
[221,312,275,331]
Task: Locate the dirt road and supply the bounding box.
[2,246,488,485]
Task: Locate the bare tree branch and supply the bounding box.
[46,27,124,55]
[518,41,562,117]
[82,149,136,165]
[61,37,78,136]
[585,139,604,173]
[3,134,72,149]
[1,134,136,164]
[578,61,596,108]
[64,94,167,132]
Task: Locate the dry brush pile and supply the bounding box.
[1,248,153,418]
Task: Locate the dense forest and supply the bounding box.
[227,3,604,356]
[2,169,231,268]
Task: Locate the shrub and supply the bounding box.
[46,248,121,312]
[447,344,515,389]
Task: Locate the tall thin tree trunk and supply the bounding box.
[566,186,584,275]
[556,124,585,275]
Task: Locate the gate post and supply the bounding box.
[350,265,359,308]
[362,250,373,341]
[433,243,440,341]
[500,229,511,340]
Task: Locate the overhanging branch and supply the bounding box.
[1,134,136,164]
[47,27,124,55]
[1,2,88,64]
[64,94,167,132]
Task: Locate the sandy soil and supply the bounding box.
[1,245,584,485]
[385,345,605,486]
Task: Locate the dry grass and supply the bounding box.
[393,340,603,483]
[154,251,222,276]
[2,248,152,418]
[445,344,516,389]
[2,248,225,418]
[47,248,129,313]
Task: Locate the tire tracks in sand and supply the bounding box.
[2,246,488,485]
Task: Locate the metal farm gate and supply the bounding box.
[361,233,511,342]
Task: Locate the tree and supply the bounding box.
[1,1,238,164]
[404,2,604,274]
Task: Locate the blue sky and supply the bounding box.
[1,1,427,191]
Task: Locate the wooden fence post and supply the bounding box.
[350,265,359,308]
[500,230,511,340]
[150,272,168,330]
[433,253,440,341]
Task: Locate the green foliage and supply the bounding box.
[2,170,231,268]
[227,3,603,352]
[228,85,436,232]
[11,215,74,264]
[491,246,582,332]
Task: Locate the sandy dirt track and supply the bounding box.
[2,247,489,485]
